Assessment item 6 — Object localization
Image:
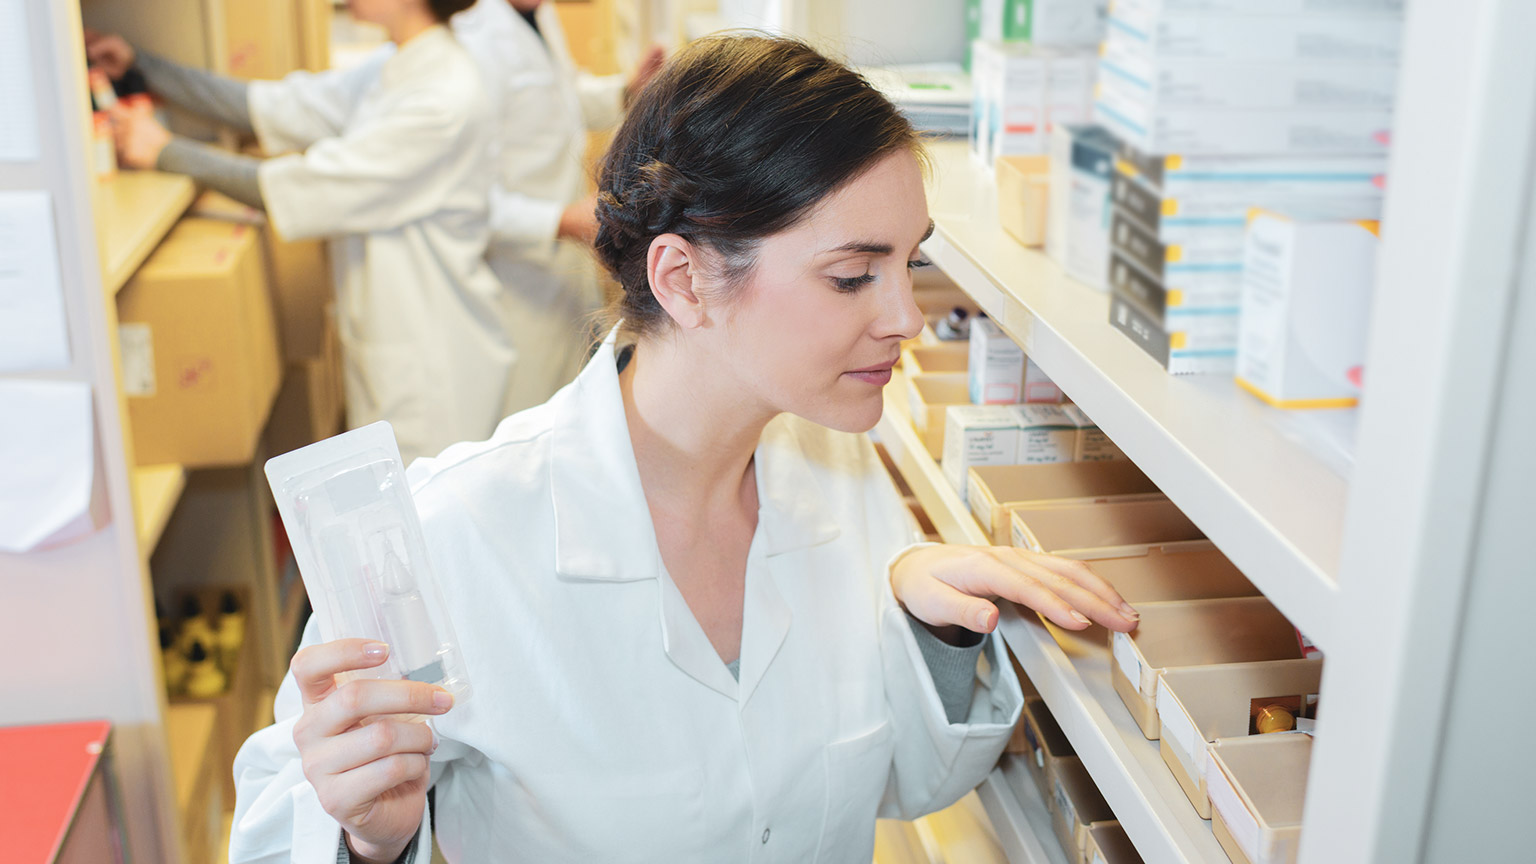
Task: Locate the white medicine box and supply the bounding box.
[1237,212,1378,408]
[1062,404,1127,461]
[969,318,1026,404]
[941,405,1021,503]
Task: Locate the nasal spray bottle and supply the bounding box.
[266,422,470,702]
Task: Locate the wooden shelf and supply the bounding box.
[96,171,196,296]
[131,463,186,556]
[921,141,1341,650]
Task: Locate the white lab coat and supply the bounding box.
[249,26,515,464]
[229,335,1024,864]
[453,1,628,417]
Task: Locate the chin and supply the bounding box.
[801,395,885,434]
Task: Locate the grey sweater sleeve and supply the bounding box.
[156,137,265,210]
[137,52,255,135]
[339,833,421,864]
[908,615,988,725]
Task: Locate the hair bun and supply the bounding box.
[636,161,697,234]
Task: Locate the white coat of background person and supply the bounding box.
[453,0,666,415]
[88,0,514,464]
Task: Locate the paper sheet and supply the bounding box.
[0,380,98,553]
[0,0,41,162]
[0,191,71,371]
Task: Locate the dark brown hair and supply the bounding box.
[429,0,477,22]
[593,34,921,338]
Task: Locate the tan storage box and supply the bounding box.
[1088,546,1258,604]
[901,343,970,376]
[119,218,281,467]
[222,0,299,81]
[1207,734,1312,864]
[1011,498,1206,557]
[1085,821,1144,864]
[1022,697,1076,806]
[905,372,971,459]
[1111,598,1305,740]
[968,461,1162,545]
[1157,659,1322,818]
[1049,758,1115,864]
[997,155,1050,247]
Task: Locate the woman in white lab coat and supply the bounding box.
[228,36,1139,864]
[86,0,513,464]
[451,0,664,415]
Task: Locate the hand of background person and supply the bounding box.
[624,44,666,105]
[289,640,454,864]
[891,545,1139,643]
[557,194,599,245]
[108,103,172,170]
[83,29,136,80]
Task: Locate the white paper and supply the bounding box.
[1157,683,1203,780]
[1207,754,1261,864]
[0,0,41,162]
[0,380,98,553]
[0,192,70,371]
[1112,630,1142,694]
[118,323,156,396]
[1053,775,1076,832]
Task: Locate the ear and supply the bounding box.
[647,233,707,330]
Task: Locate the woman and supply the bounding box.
[85,0,513,463]
[229,35,1137,864]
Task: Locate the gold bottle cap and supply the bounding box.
[1256,705,1296,734]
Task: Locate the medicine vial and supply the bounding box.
[379,551,445,684]
[1256,705,1297,734]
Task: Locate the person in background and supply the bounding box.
[227,35,1139,863]
[453,0,665,415]
[85,0,514,464]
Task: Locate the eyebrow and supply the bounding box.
[825,220,937,256]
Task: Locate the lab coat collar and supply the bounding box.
[379,25,455,88]
[549,333,842,582]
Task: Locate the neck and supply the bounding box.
[620,336,773,517]
[385,9,439,46]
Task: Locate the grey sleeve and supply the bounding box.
[138,52,255,135]
[338,832,422,864]
[908,614,988,725]
[156,137,265,210]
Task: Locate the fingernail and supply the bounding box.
[1069,610,1092,626]
[433,689,454,711]
[363,642,389,660]
[430,727,440,754]
[975,609,992,631]
[1119,602,1140,619]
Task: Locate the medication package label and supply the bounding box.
[1112,630,1143,694]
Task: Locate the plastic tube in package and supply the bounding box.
[266,422,470,700]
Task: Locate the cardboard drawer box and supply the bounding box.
[1085,821,1144,864]
[905,372,971,458]
[1111,597,1306,740]
[1049,757,1116,864]
[1022,697,1076,805]
[901,343,969,376]
[1157,658,1323,818]
[119,218,282,467]
[1087,545,1258,604]
[1207,734,1312,864]
[1011,498,1205,557]
[968,461,1162,545]
[997,154,1051,247]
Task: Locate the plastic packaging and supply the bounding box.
[266,422,470,699]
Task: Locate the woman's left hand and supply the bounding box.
[891,545,1139,640]
[108,104,172,170]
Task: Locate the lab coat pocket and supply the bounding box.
[818,720,895,863]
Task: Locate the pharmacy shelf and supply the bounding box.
[96,171,196,296]
[975,759,1072,864]
[874,377,1225,864]
[920,141,1342,651]
[132,463,186,556]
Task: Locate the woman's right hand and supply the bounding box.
[82,30,136,80]
[290,639,454,864]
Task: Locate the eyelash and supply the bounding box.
[833,259,932,293]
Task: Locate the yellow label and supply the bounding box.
[1166,155,1184,171]
[1236,377,1359,409]
[1167,289,1184,307]
[1170,332,1188,349]
[1162,199,1180,217]
[1356,220,1382,237]
[1167,245,1184,263]
[1115,158,1138,178]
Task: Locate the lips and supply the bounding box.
[846,359,897,386]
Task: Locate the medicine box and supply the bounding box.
[970,317,1026,403]
[1110,292,1239,375]
[1110,597,1306,739]
[1024,358,1065,403]
[1103,11,1403,64]
[1049,757,1116,864]
[1110,170,1383,246]
[968,460,1160,545]
[1112,0,1402,22]
[1011,404,1078,464]
[906,373,972,459]
[1096,78,1394,156]
[1236,212,1378,408]
[997,155,1051,247]
[1109,249,1239,314]
[1207,734,1313,864]
[1046,124,1117,292]
[1085,821,1145,864]
[1157,658,1323,818]
[941,405,1022,503]
[1011,497,1205,556]
[1022,698,1077,805]
[971,41,1049,163]
[1114,146,1387,197]
[1109,290,1242,353]
[1062,404,1127,462]
[1111,208,1245,283]
[1003,0,1108,46]
[901,343,970,376]
[119,218,282,468]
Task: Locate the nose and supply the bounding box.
[879,273,926,342]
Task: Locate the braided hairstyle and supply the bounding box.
[593,35,920,339]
